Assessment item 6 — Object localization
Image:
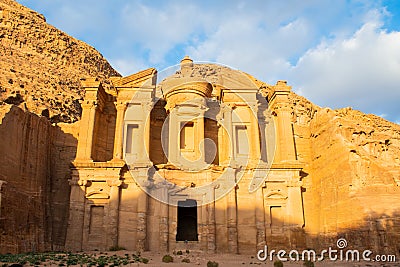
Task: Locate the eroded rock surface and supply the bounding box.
[0,0,120,123]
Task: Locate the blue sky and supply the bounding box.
[16,0,400,123]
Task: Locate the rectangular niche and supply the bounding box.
[270,206,284,233]
[125,124,139,154]
[89,205,104,235]
[180,121,194,150]
[235,125,249,155]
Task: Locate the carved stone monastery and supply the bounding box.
[62,56,400,255]
[1,57,399,255]
[66,56,304,253]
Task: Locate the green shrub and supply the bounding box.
[303,260,314,267]
[141,258,149,264]
[176,250,183,255]
[162,255,174,263]
[273,260,283,267]
[207,261,219,267]
[185,249,190,254]
[181,258,190,263]
[109,245,126,251]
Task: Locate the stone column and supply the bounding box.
[142,102,153,163]
[75,102,97,161]
[136,168,149,252]
[249,104,261,164]
[268,81,296,162]
[286,179,304,227]
[200,201,208,250]
[65,179,88,251]
[106,180,122,248]
[136,191,147,252]
[112,102,127,161]
[277,104,296,161]
[196,114,206,163]
[220,104,234,166]
[159,201,169,252]
[226,168,238,253]
[255,188,266,250]
[207,184,219,253]
[168,109,179,165]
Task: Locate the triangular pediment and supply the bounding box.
[218,71,259,90]
[111,68,157,88]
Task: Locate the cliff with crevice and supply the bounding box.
[0,0,120,123]
[0,104,80,253]
[0,0,119,253]
[0,0,399,254]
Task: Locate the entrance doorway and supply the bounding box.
[176,199,198,241]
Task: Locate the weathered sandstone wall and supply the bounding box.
[291,95,400,253]
[0,104,79,253]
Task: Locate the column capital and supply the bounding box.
[69,179,91,187]
[78,179,90,187]
[115,101,128,110]
[107,179,123,187]
[81,100,98,110]
[271,102,292,114]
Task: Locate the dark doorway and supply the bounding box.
[176,199,198,241]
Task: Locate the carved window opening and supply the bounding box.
[180,122,194,150]
[235,125,249,155]
[125,124,139,154]
[176,199,198,241]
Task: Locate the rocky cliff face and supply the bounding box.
[291,93,400,252]
[0,0,120,123]
[0,0,399,254]
[0,104,80,253]
[0,0,118,253]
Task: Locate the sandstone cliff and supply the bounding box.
[0,0,118,253]
[0,0,120,123]
[0,104,79,253]
[0,0,399,255]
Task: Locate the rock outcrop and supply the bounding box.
[0,0,118,253]
[0,0,120,123]
[0,0,399,255]
[0,104,79,253]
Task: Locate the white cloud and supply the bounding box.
[289,22,400,122]
[15,0,400,122]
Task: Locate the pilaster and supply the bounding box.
[112,102,127,161]
[65,179,88,251]
[75,78,107,162]
[106,179,122,248]
[268,80,296,162]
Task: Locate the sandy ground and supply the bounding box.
[123,251,400,267]
[1,250,399,267]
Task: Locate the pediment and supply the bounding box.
[111,68,157,88]
[218,71,259,90]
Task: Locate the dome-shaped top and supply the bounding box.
[157,56,266,100]
[164,77,213,99]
